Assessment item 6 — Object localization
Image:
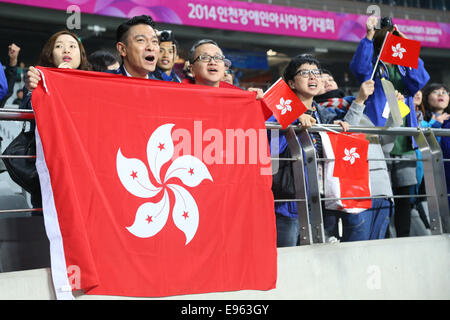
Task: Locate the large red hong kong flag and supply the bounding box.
[320,132,371,213]
[379,32,421,69]
[32,67,277,299]
[262,77,307,128]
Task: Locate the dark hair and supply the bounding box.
[160,37,180,53]
[321,69,333,77]
[37,30,91,70]
[422,83,450,120]
[116,15,155,43]
[88,50,119,72]
[379,17,394,29]
[188,39,220,63]
[283,54,321,82]
[373,26,401,55]
[158,30,175,42]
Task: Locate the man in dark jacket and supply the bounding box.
[153,30,182,83]
[110,15,160,80]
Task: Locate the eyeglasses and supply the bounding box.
[294,69,322,78]
[431,90,449,96]
[193,54,226,64]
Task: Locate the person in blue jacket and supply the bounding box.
[349,16,430,238]
[350,16,430,129]
[420,83,450,136]
[0,62,7,101]
[441,119,450,211]
[432,84,450,212]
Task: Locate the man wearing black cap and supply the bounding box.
[153,30,182,83]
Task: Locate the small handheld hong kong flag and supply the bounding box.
[331,132,370,180]
[379,32,421,69]
[320,132,371,213]
[262,77,307,128]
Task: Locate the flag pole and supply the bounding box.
[370,31,390,80]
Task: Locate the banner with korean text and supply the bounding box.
[2,0,449,49]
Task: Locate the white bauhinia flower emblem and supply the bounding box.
[342,147,360,165]
[276,97,292,115]
[116,123,213,245]
[392,43,406,59]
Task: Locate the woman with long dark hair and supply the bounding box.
[422,83,450,127]
[437,84,450,215]
[21,30,91,208]
[25,30,91,93]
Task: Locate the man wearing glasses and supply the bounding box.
[187,39,230,88]
[186,39,263,99]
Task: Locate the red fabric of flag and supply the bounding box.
[331,133,370,180]
[321,132,371,213]
[32,67,277,298]
[262,77,307,128]
[379,32,421,69]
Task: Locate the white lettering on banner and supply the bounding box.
[239,8,249,25]
[217,6,226,22]
[407,34,439,43]
[325,18,335,32]
[228,7,238,24]
[426,27,442,35]
[298,15,308,32]
[269,12,279,28]
[397,24,425,34]
[259,11,269,27]
[185,2,335,34]
[397,24,443,41]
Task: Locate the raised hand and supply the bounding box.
[247,87,264,100]
[8,43,20,67]
[24,66,41,92]
[355,80,375,105]
[366,16,378,40]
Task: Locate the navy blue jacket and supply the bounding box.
[441,120,450,209]
[0,62,7,100]
[153,67,182,83]
[106,64,160,80]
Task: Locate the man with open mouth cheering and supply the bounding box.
[111,15,160,80]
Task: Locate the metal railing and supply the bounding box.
[266,121,450,245]
[0,110,449,246]
[0,109,41,215]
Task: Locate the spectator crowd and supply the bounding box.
[0,14,449,247]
